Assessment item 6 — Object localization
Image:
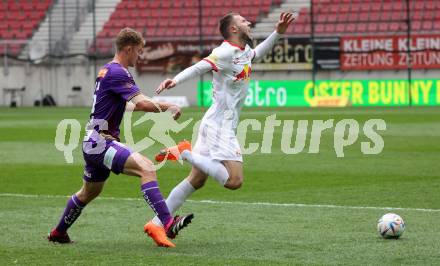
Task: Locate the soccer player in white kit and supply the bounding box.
[151,12,295,228]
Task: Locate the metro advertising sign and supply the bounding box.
[198,79,440,107]
[340,35,440,70]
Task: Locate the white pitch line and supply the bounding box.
[0,193,439,213]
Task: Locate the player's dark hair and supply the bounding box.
[115,28,145,52]
[219,13,239,39]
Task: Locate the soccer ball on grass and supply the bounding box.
[377,213,405,239]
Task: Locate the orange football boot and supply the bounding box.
[155,140,192,162]
[144,222,176,248]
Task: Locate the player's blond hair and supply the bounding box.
[115,28,145,52]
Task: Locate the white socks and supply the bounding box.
[152,178,195,226]
[181,150,229,186]
[151,151,230,227]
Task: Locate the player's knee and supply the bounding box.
[224,175,243,190]
[137,157,156,179]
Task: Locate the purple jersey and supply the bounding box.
[88,62,140,141]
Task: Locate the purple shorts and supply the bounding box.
[82,139,133,182]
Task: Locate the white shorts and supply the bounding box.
[193,121,243,162]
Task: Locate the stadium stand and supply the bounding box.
[2,0,439,57]
[0,0,53,56]
[93,0,283,55]
[92,0,440,54]
[286,0,440,36]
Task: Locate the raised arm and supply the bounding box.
[156,60,212,94]
[253,12,296,61]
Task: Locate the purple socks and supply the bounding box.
[53,182,171,233]
[55,194,86,233]
[141,181,172,227]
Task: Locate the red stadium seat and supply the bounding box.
[382,2,393,11]
[350,3,362,12]
[146,20,158,27]
[1,31,13,39]
[315,24,324,34]
[335,23,345,33]
[9,44,23,56]
[9,3,20,11]
[340,4,349,13]
[159,19,169,28]
[423,11,434,20]
[168,18,181,27]
[316,15,326,23]
[347,13,359,22]
[360,2,370,12]
[369,12,380,22]
[22,21,35,31]
[338,13,348,22]
[327,13,337,23]
[367,23,378,32]
[433,21,440,30]
[345,23,356,33]
[329,4,339,13]
[303,24,311,34]
[398,22,408,31]
[185,27,200,36]
[14,31,30,40]
[161,1,172,8]
[183,0,199,7]
[389,22,399,31]
[0,23,7,32]
[371,2,381,12]
[411,21,422,31]
[36,2,50,11]
[290,24,304,34]
[378,23,389,32]
[202,27,216,36]
[324,24,335,33]
[144,27,156,37]
[359,13,369,22]
[425,1,435,10]
[357,23,367,32]
[175,27,185,36]
[422,21,433,30]
[188,18,198,27]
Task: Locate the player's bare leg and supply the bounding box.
[48,181,105,244]
[156,141,243,190]
[221,160,243,190]
[124,152,193,247]
[187,166,209,189]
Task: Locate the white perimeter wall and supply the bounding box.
[0,61,439,107]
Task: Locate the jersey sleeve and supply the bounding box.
[252,31,282,62]
[107,67,141,101]
[203,46,233,72]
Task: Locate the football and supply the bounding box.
[377,213,405,239]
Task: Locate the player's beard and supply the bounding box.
[240,31,254,48]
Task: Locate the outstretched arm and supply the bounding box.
[127,94,182,120]
[156,60,212,94]
[253,12,296,61]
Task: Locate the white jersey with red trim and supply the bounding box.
[202,41,254,131]
[172,31,281,162]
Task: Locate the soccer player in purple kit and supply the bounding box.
[47,28,193,248]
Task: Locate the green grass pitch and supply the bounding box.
[0,107,439,265]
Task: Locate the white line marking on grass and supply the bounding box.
[1,193,439,213]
